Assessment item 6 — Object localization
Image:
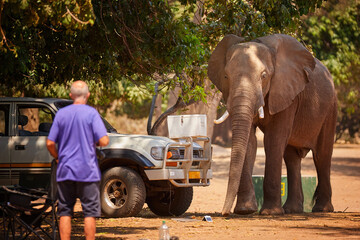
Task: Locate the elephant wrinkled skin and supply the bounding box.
[208,34,337,216]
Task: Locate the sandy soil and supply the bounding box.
[70,144,360,240]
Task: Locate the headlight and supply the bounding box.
[151,147,164,160]
[168,148,181,159]
[151,147,181,160]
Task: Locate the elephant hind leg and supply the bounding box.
[312,146,334,212]
[283,145,306,213]
[312,109,336,212]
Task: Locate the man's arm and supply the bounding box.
[97,135,109,147]
[46,139,58,160]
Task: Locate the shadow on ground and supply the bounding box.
[67,211,360,240]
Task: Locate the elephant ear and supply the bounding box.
[256,34,316,115]
[208,34,245,101]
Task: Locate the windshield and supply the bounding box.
[54,100,117,133]
[102,118,117,133]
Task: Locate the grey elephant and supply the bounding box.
[208,34,337,215]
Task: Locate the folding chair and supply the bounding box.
[0,160,59,239]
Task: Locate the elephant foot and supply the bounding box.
[312,201,334,212]
[234,201,258,215]
[233,206,257,215]
[260,206,284,215]
[283,202,304,214]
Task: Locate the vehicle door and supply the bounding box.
[10,102,55,187]
[0,103,12,185]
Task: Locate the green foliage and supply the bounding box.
[253,0,323,29]
[94,1,200,75]
[0,0,324,118]
[301,0,360,140]
[0,0,95,92]
[202,0,324,45]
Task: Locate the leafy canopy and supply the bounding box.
[1,0,324,109]
[301,0,360,140]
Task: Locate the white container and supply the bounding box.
[167,114,207,138]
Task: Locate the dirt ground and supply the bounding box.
[70,144,360,240]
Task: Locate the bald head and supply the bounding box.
[70,80,90,104]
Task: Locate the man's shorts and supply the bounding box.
[57,181,101,218]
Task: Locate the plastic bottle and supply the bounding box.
[159,220,170,240]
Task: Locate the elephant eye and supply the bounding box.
[261,72,267,80]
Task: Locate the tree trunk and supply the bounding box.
[154,94,168,136]
[182,79,222,138]
[212,116,232,146]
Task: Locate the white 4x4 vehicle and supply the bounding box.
[0,98,212,217]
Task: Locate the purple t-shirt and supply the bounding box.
[48,104,107,182]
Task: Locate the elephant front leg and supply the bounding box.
[283,145,305,213]
[260,124,293,214]
[260,150,284,215]
[234,126,258,215]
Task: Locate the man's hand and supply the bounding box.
[97,135,109,147]
[46,139,58,160]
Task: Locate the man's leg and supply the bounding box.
[57,181,77,240]
[77,182,101,240]
[84,217,96,240]
[59,216,72,240]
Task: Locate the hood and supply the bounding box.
[102,133,176,159]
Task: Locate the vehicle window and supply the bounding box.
[53,100,117,133]
[17,105,54,136]
[0,104,10,136]
[54,100,73,110]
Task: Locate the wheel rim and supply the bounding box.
[104,179,128,209]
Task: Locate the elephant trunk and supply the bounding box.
[222,96,254,216]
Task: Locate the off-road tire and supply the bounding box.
[146,187,193,216]
[101,166,146,217]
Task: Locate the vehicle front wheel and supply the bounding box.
[146,187,193,216]
[101,166,146,217]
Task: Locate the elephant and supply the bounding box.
[208,34,337,215]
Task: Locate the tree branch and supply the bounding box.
[65,7,90,25]
[0,0,15,52]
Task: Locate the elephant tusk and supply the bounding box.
[258,106,264,119]
[214,110,229,124]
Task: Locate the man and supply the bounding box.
[46,80,109,240]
